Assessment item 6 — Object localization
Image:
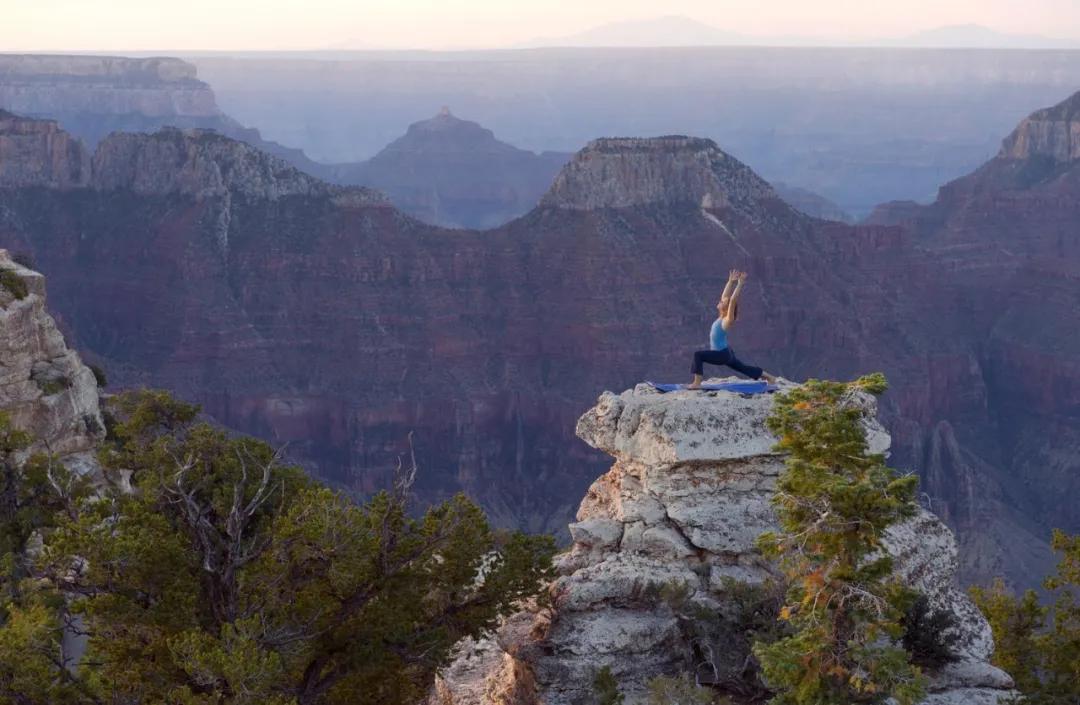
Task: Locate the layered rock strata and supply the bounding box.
[0,54,329,176]
[433,381,1015,705]
[0,108,1073,590]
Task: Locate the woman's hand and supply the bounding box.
[737,270,748,282]
[728,268,739,281]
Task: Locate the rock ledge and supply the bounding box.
[433,380,1015,705]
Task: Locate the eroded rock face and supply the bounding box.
[92,128,385,204]
[0,55,331,177]
[999,91,1080,162]
[0,249,103,460]
[540,137,784,215]
[433,382,1015,705]
[0,55,218,123]
[0,110,89,188]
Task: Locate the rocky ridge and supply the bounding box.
[0,54,330,177]
[999,90,1080,162]
[0,55,218,123]
[91,128,386,204]
[540,137,785,216]
[0,112,385,205]
[433,381,1014,705]
[0,249,103,462]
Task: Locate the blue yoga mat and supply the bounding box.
[647,380,776,394]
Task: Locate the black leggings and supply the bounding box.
[691,348,763,380]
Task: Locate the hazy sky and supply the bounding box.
[3,0,1078,51]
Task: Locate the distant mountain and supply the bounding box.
[771,182,855,223]
[326,108,571,229]
[519,17,1080,50]
[892,24,1080,49]
[521,15,748,48]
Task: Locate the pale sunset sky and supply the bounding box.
[1,0,1076,51]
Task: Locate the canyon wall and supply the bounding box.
[0,107,1074,589]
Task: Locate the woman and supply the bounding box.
[688,269,776,389]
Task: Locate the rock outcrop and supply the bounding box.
[0,110,89,188]
[0,249,103,462]
[540,137,784,216]
[433,382,1015,705]
[0,56,219,124]
[999,90,1080,162]
[92,128,386,204]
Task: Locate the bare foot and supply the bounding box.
[762,372,777,384]
[687,382,702,390]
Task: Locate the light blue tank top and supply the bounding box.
[709,318,728,351]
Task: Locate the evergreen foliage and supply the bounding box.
[35,376,70,396]
[0,270,27,301]
[0,390,556,705]
[659,577,788,699]
[753,374,926,705]
[88,364,107,388]
[645,673,715,705]
[971,530,1080,704]
[593,665,624,705]
[900,595,961,669]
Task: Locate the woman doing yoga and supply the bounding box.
[688,269,776,389]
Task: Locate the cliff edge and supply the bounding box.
[0,249,103,462]
[433,380,1015,705]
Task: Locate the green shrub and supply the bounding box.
[37,376,71,396]
[82,413,104,437]
[0,269,28,300]
[593,665,624,705]
[657,577,787,700]
[971,531,1080,703]
[646,674,714,705]
[88,364,107,388]
[901,595,961,669]
[11,251,35,269]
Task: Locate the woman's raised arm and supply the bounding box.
[720,269,738,301]
[722,271,748,328]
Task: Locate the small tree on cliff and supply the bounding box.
[9,390,554,705]
[753,374,926,705]
[0,413,96,705]
[971,530,1080,705]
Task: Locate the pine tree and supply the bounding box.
[0,390,555,705]
[753,374,926,705]
[972,530,1080,705]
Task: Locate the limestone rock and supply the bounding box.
[433,381,1016,705]
[540,137,789,216]
[999,90,1080,162]
[92,128,387,204]
[0,55,217,121]
[0,249,103,460]
[0,110,89,188]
